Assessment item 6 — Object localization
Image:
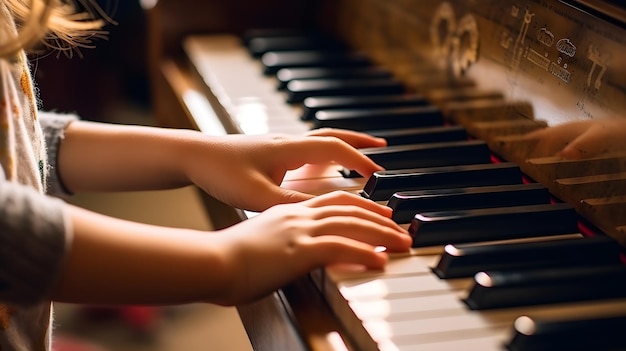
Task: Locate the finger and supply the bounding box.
[306,236,389,269]
[234,173,315,211]
[304,191,394,218]
[310,204,406,233]
[286,137,385,177]
[310,215,411,252]
[275,188,316,205]
[307,128,387,148]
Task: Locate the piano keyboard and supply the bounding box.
[182,32,626,351]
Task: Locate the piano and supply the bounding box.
[145,0,626,350]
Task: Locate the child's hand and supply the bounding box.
[185,129,387,211]
[213,191,411,305]
[524,118,626,159]
[306,127,387,148]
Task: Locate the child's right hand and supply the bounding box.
[213,191,411,305]
[53,191,409,306]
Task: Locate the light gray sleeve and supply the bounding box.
[0,166,70,305]
[38,111,79,197]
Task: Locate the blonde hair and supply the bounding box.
[0,0,108,58]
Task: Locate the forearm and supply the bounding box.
[58,121,200,193]
[51,204,232,305]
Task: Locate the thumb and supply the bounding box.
[273,187,316,205]
[252,182,315,211]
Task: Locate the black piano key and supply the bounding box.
[340,140,491,178]
[278,67,392,91]
[365,125,467,146]
[507,314,626,351]
[464,265,626,310]
[313,105,441,131]
[361,162,523,201]
[433,235,622,279]
[300,94,426,120]
[248,36,344,57]
[389,183,551,223]
[409,203,579,247]
[261,51,371,75]
[286,78,404,103]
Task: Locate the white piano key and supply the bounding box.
[363,314,510,342]
[280,177,366,195]
[337,274,473,301]
[283,163,346,181]
[327,254,440,281]
[357,296,626,348]
[383,333,509,351]
[185,35,310,135]
[348,293,467,320]
[327,235,585,305]
[355,290,626,324]
[281,164,371,197]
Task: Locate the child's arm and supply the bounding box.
[57,121,386,211]
[51,191,411,306]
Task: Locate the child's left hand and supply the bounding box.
[59,122,386,211]
[212,190,411,305]
[185,129,386,211]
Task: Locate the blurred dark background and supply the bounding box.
[32,0,150,122]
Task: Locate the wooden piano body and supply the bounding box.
[146,0,626,350]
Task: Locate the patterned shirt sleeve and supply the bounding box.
[38,111,79,197]
[0,166,70,305]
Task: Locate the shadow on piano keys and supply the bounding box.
[146,1,626,350]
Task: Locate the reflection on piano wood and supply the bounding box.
[146,0,626,350]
